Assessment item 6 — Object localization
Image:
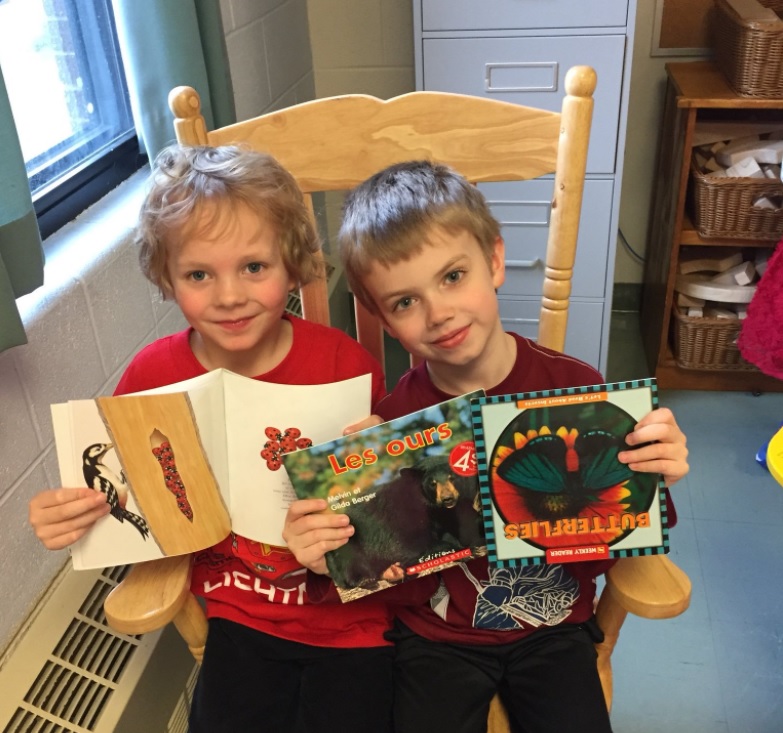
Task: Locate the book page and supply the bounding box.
[131,369,230,500]
[53,369,373,568]
[58,400,170,570]
[222,371,373,546]
[97,392,232,556]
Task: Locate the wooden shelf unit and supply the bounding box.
[641,61,783,392]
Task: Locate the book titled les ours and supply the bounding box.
[52,369,373,570]
[471,378,669,568]
[282,392,487,602]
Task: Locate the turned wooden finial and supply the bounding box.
[565,65,597,99]
[168,86,201,120]
[167,86,209,145]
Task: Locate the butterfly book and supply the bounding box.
[282,391,487,602]
[51,369,373,570]
[471,379,669,568]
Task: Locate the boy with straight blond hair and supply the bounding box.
[286,160,689,733]
[29,145,396,733]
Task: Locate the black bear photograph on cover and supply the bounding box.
[283,392,487,601]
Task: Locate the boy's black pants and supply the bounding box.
[391,619,612,733]
[189,617,394,733]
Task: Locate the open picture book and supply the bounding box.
[282,391,487,602]
[471,378,669,567]
[52,369,373,570]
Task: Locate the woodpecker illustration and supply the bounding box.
[82,443,150,539]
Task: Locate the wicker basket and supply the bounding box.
[690,158,783,240]
[672,308,758,371]
[712,0,783,97]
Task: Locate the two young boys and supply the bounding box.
[30,149,688,733]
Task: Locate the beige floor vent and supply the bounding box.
[0,563,193,733]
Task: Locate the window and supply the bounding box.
[0,0,145,239]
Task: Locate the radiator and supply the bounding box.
[0,564,196,733]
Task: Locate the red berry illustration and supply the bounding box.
[285,427,301,439]
[296,437,313,449]
[265,427,282,441]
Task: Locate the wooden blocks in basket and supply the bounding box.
[690,126,783,239]
[712,0,783,98]
[672,308,758,371]
[672,247,761,370]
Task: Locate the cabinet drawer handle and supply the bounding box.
[505,258,542,269]
[484,62,559,93]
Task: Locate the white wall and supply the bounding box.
[307,0,414,98]
[0,0,314,657]
[222,0,315,118]
[305,0,415,256]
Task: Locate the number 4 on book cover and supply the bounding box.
[471,379,669,568]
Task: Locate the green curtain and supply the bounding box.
[112,0,236,160]
[0,1,234,352]
[0,67,45,352]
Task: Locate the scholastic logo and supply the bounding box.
[406,548,472,574]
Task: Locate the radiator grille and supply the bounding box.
[23,662,113,730]
[285,262,336,319]
[285,291,303,317]
[166,665,199,733]
[1,567,139,733]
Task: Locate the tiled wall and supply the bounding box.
[0,0,314,656]
[307,0,414,99]
[222,0,315,118]
[305,0,415,254]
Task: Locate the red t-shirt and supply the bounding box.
[375,333,675,646]
[115,315,393,648]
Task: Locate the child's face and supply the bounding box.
[166,203,296,374]
[362,225,506,370]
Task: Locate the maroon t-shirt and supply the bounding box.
[375,333,674,646]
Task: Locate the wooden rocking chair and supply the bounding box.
[105,66,691,728]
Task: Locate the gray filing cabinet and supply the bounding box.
[413,0,637,373]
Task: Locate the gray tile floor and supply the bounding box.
[606,312,783,733]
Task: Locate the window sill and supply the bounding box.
[18,167,150,324]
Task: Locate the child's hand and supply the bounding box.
[343,414,383,435]
[282,499,354,575]
[29,488,110,550]
[618,407,689,487]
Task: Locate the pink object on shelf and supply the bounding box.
[738,239,783,379]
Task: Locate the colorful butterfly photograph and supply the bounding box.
[488,400,659,550]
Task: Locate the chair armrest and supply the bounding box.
[593,554,691,710]
[104,555,194,635]
[604,554,691,619]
